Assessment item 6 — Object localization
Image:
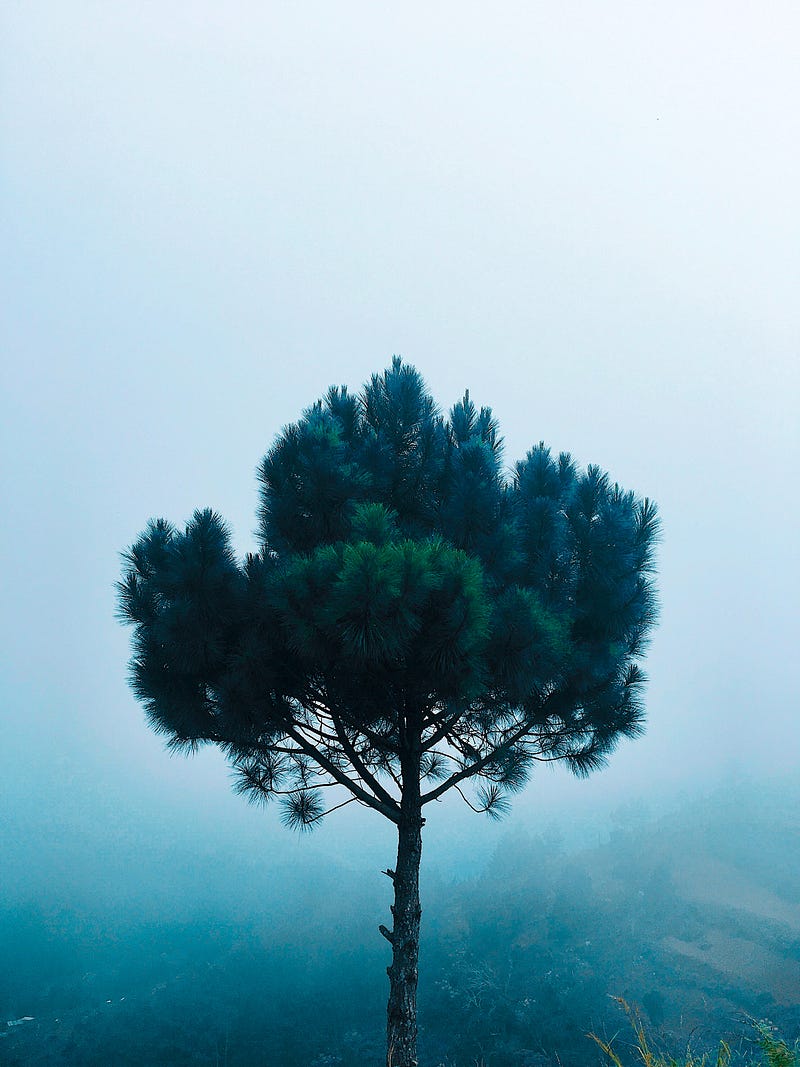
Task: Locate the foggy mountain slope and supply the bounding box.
[423,779,800,1064]
[662,932,800,1008]
[0,857,389,1067]
[553,780,800,935]
[3,780,798,1066]
[670,854,800,932]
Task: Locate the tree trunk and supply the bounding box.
[385,779,424,1066]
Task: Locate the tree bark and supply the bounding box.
[385,766,424,1067]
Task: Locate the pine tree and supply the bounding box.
[117,358,659,1067]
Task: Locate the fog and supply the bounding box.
[1,4,798,1064]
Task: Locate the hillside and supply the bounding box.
[2,782,798,1065]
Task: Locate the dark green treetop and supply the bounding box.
[117,358,659,829]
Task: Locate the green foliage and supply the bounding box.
[591,1000,798,1067]
[118,358,660,826]
[591,999,732,1067]
[754,1022,799,1067]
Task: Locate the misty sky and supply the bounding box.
[2,4,798,891]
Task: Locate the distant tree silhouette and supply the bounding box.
[117,358,659,1067]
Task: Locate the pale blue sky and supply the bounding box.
[2,3,798,886]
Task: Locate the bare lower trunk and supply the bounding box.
[385,790,423,1066]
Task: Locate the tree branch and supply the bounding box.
[421,707,465,750]
[331,714,399,811]
[310,795,359,823]
[420,717,534,806]
[283,723,401,823]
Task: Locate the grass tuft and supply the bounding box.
[589,997,797,1067]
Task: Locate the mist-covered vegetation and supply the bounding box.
[3,779,798,1065]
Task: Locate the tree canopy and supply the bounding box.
[117,357,659,830]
